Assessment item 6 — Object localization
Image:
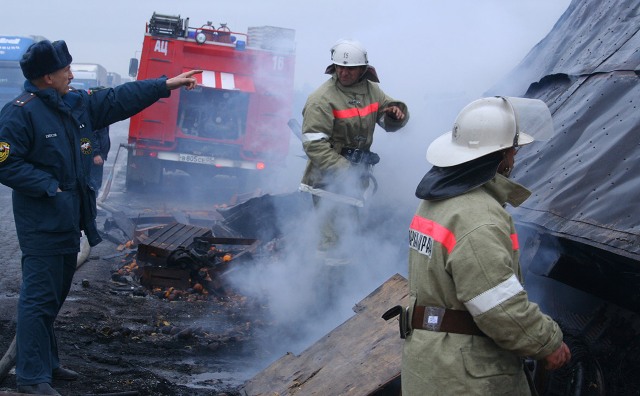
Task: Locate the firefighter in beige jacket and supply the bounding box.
[300,39,409,259]
[402,97,571,395]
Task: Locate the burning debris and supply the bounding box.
[102,194,294,301]
[108,229,256,301]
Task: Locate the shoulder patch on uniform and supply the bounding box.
[0,142,10,163]
[80,137,92,155]
[13,92,36,107]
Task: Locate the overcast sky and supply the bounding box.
[4,1,569,90]
[2,0,573,205]
[3,0,572,197]
[0,0,573,222]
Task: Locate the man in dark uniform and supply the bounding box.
[90,125,109,193]
[86,86,110,195]
[0,39,200,395]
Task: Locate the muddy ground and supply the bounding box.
[0,122,298,396]
[0,121,410,396]
[0,224,265,396]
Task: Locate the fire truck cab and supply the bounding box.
[126,13,296,191]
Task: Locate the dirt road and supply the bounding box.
[0,121,270,395]
[0,120,410,395]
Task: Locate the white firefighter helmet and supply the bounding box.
[426,96,553,167]
[330,39,369,66]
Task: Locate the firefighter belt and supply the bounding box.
[382,305,486,339]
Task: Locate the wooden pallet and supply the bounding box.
[140,266,191,290]
[136,222,212,267]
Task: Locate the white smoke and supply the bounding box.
[0,0,573,382]
[192,0,572,377]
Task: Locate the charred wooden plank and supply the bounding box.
[140,267,190,290]
[240,273,409,396]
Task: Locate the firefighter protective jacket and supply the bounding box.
[300,74,409,190]
[402,174,564,395]
[0,78,170,255]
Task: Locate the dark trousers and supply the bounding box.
[16,253,76,385]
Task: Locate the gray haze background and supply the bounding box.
[4,2,571,179]
[2,1,571,92]
[3,0,573,375]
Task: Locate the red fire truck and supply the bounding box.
[126,13,296,190]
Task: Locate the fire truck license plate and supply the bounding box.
[178,154,216,165]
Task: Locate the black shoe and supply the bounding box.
[17,383,61,395]
[52,366,79,381]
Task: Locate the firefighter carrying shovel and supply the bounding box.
[298,39,409,289]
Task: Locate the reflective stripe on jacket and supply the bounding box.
[402,174,563,395]
[300,74,408,188]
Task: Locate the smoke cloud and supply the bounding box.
[2,0,572,381]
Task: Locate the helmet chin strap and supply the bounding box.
[356,66,368,82]
[499,165,513,178]
[498,150,513,178]
[498,96,519,174]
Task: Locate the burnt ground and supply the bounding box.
[0,122,411,396]
[0,183,273,396]
[0,121,300,396]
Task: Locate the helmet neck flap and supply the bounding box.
[415,151,503,201]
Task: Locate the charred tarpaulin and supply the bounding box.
[516,225,640,396]
[483,0,640,393]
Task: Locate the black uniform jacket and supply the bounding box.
[0,78,170,254]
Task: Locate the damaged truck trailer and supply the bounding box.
[125,13,296,191]
[490,0,640,394]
